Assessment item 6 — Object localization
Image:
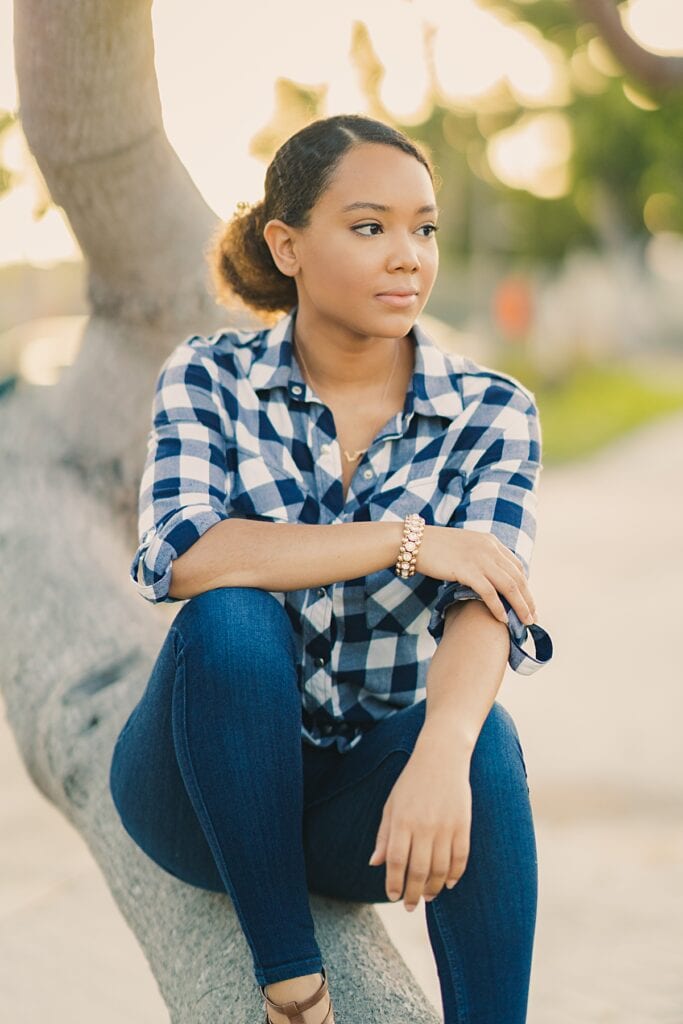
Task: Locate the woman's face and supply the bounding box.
[267,142,440,339]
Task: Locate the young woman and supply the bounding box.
[109,113,554,1024]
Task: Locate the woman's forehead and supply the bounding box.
[317,147,436,213]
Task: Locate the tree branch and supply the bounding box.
[574,0,683,91]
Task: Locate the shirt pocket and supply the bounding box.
[369,468,467,530]
[228,446,311,524]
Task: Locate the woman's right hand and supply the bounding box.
[415,525,537,626]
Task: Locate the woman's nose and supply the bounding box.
[387,237,420,272]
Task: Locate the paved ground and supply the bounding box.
[1,409,682,1023]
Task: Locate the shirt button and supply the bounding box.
[314,656,326,668]
[317,587,326,597]
[363,468,373,479]
[291,384,303,395]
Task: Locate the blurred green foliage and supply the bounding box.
[497,352,683,464]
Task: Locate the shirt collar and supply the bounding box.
[247,304,462,420]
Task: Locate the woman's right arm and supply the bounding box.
[167,518,405,598]
[166,517,534,628]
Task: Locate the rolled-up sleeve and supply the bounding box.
[130,340,233,604]
[427,380,554,675]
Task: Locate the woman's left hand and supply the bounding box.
[367,736,473,910]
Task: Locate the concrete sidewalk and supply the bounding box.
[2,411,682,1023]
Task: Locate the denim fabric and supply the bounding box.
[109,586,537,1022]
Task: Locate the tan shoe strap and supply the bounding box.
[262,968,330,1023]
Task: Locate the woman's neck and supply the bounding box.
[292,312,416,402]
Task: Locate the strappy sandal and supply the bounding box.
[260,965,336,1023]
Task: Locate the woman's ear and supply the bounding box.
[263,219,299,279]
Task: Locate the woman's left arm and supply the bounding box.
[368,599,510,910]
[368,378,552,908]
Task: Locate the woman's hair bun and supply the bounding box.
[207,198,297,319]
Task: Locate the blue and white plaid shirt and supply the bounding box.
[131,305,554,752]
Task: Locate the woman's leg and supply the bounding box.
[109,586,324,987]
[301,699,538,1024]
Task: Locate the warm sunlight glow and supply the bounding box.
[622,82,659,110]
[569,47,609,95]
[431,1,509,100]
[505,25,571,107]
[429,0,568,107]
[150,0,372,218]
[0,0,15,110]
[348,3,433,123]
[487,112,573,199]
[623,0,683,54]
[586,36,622,77]
[0,184,81,266]
[0,123,81,266]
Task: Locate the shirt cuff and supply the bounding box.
[129,506,231,604]
[428,581,554,675]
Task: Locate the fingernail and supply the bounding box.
[405,903,416,912]
[368,849,377,864]
[424,894,435,902]
[446,880,456,889]
[388,891,400,901]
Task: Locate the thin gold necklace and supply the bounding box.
[294,335,400,463]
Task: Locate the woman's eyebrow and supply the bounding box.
[341,201,440,214]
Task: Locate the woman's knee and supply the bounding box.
[470,701,529,796]
[173,585,298,668]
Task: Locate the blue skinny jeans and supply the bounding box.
[109,586,537,1023]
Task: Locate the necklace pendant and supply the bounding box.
[343,448,366,463]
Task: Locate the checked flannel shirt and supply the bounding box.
[130,304,554,752]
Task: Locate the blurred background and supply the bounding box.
[1,1,682,1022]
[3,0,683,437]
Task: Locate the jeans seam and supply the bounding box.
[303,745,414,814]
[169,627,323,983]
[430,897,471,1024]
[169,630,268,976]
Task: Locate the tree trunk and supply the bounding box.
[5,2,439,1019]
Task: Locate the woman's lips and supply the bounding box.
[375,293,418,308]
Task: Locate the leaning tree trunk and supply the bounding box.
[4,2,439,1020]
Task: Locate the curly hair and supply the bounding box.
[206,114,436,321]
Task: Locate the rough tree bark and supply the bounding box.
[3,1,439,1020]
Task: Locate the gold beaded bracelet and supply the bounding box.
[394,512,426,578]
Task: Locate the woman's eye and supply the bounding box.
[353,223,383,236]
[353,222,440,237]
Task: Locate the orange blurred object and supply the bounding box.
[493,275,534,340]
